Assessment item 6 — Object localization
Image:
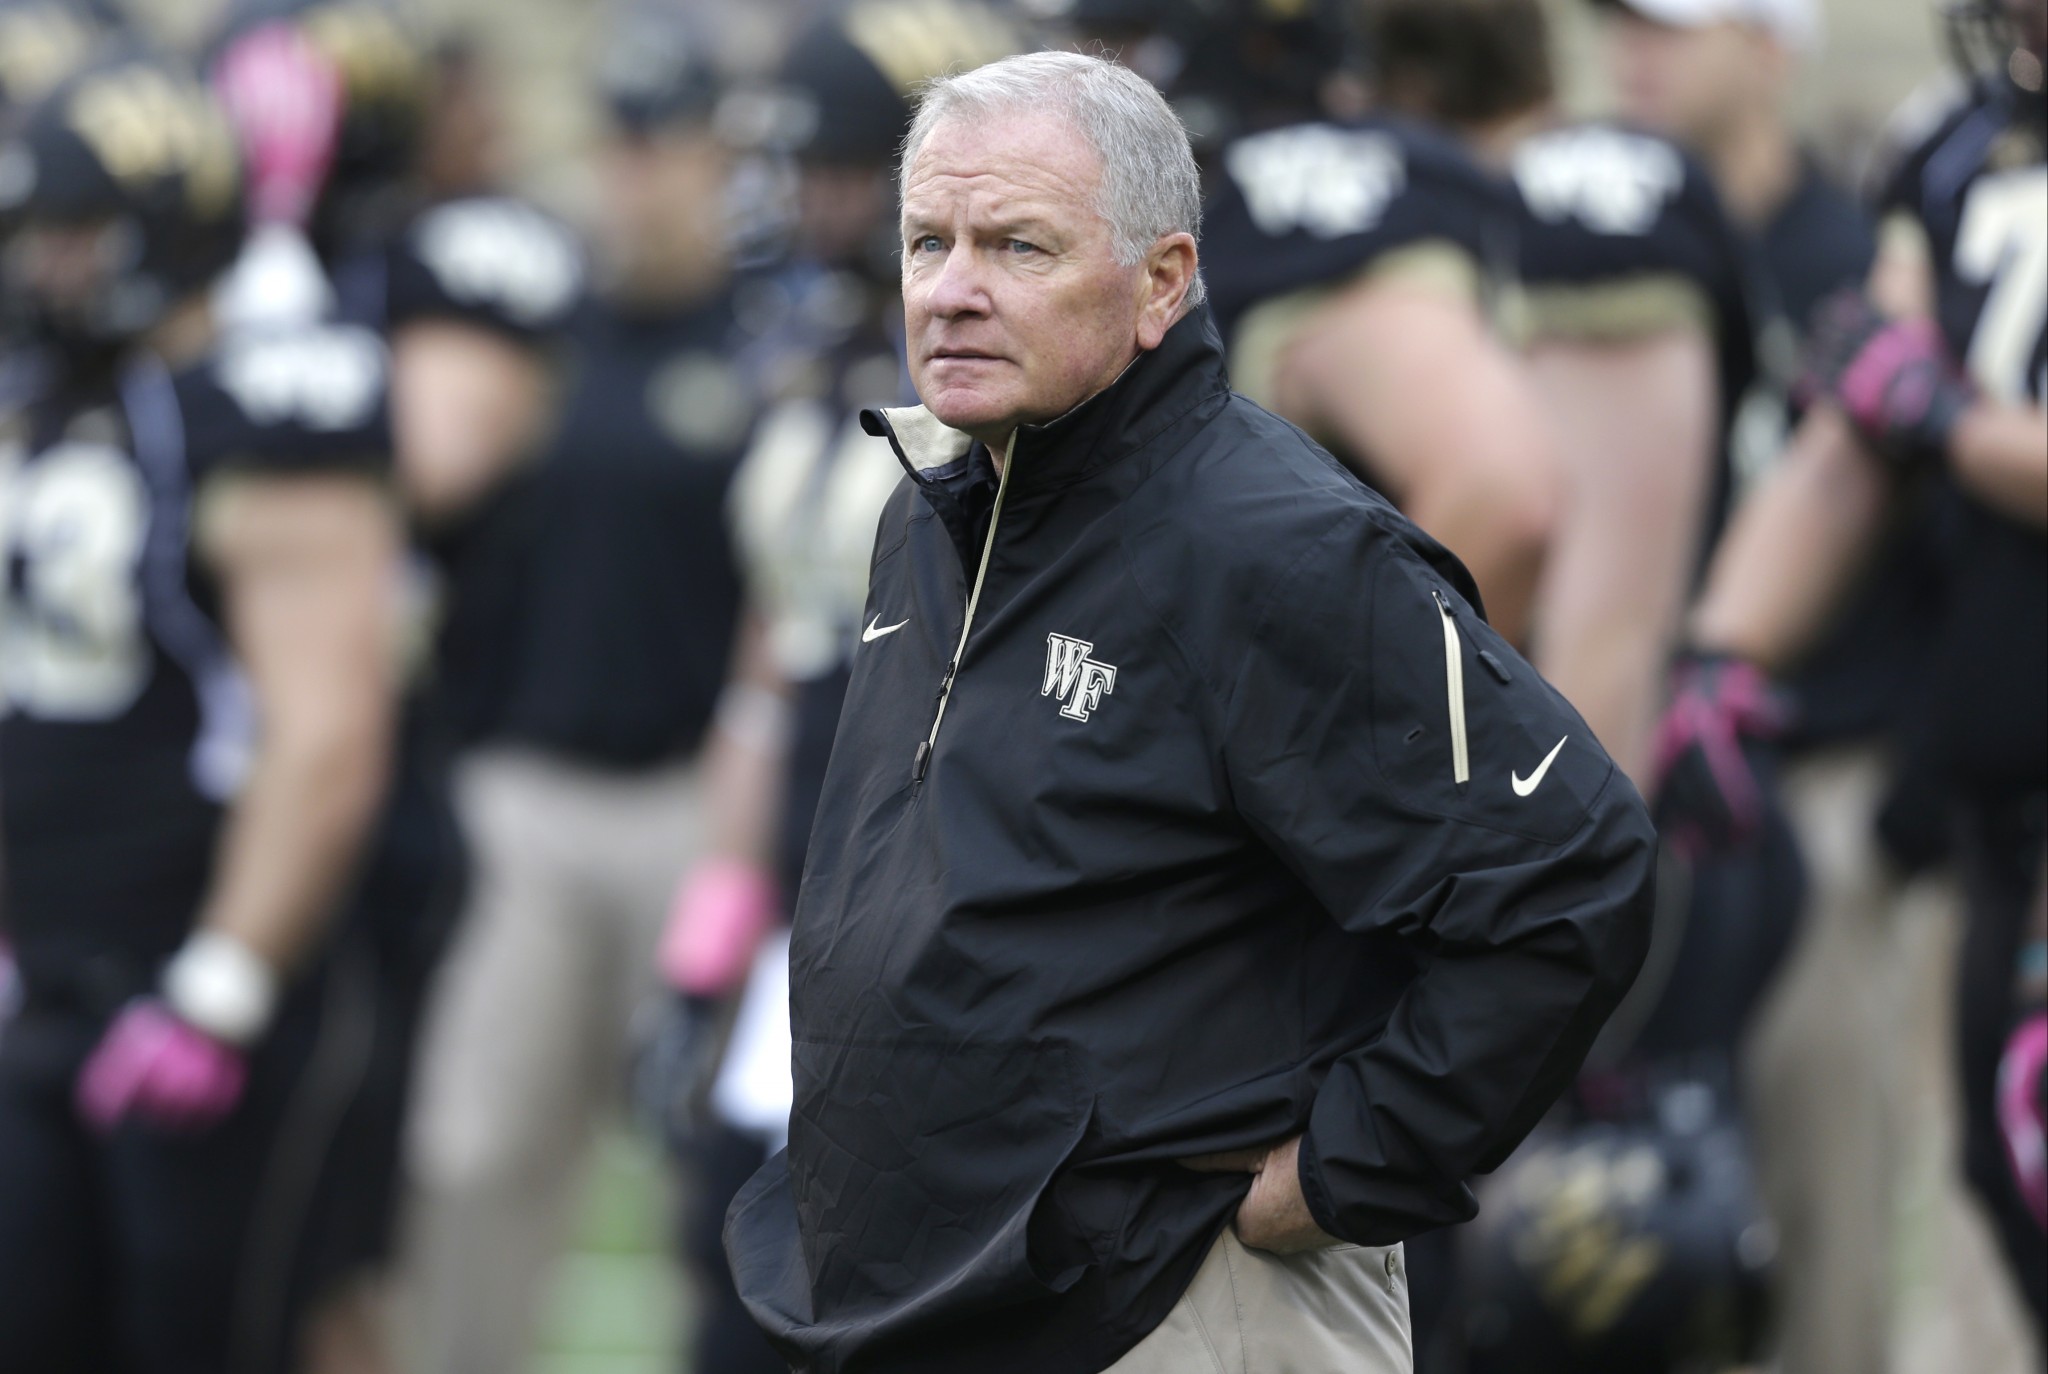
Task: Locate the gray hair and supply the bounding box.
[900,50,1206,310]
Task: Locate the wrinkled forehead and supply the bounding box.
[901,106,1105,221]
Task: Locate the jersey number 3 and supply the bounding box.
[0,443,152,720]
[1954,165,2048,403]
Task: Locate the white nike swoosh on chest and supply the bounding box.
[862,616,909,643]
[1511,736,1569,797]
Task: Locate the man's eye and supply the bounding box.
[1005,239,1038,255]
[912,235,944,254]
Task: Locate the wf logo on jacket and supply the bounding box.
[1042,634,1117,722]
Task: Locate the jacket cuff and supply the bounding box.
[1295,1127,1349,1242]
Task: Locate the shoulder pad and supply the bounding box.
[1204,116,1507,337]
[388,196,586,339]
[1869,76,1987,212]
[1513,125,1690,238]
[176,324,392,477]
[1508,124,1759,354]
[1511,123,1749,311]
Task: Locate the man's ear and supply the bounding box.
[1136,233,1198,350]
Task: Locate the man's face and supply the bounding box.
[595,122,726,292]
[1605,12,1774,148]
[900,110,1150,446]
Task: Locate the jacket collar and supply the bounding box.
[860,305,1231,498]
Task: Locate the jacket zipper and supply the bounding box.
[1432,590,1470,786]
[913,434,1017,784]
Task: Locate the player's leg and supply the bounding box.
[0,1020,117,1372]
[1954,803,2048,1334]
[105,946,384,1374]
[1742,745,1902,1374]
[396,748,615,1374]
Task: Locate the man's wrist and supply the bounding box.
[1292,1127,1347,1242]
[162,931,279,1046]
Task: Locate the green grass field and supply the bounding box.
[534,1129,694,1374]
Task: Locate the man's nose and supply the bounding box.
[924,242,992,318]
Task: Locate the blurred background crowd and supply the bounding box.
[0,1,2040,1373]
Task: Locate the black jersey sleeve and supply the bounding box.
[174,323,392,480]
[1201,115,1512,344]
[381,196,586,342]
[1869,77,1981,222]
[1509,124,1754,350]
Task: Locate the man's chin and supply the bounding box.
[924,388,1018,444]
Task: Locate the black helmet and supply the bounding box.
[1463,1088,1776,1374]
[0,0,117,125]
[209,0,427,243]
[772,0,1027,165]
[1036,0,1359,152]
[597,1,722,135]
[0,49,244,353]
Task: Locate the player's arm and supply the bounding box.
[75,468,401,1132]
[193,471,401,972]
[1274,273,1560,646]
[1688,220,1940,669]
[656,610,790,1000]
[1949,402,2048,527]
[698,612,793,867]
[1687,403,1893,671]
[1525,327,1717,786]
[391,319,556,521]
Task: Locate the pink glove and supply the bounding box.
[659,859,780,998]
[76,1001,248,1134]
[1649,652,1792,858]
[212,21,346,228]
[1997,1012,2048,1231]
[1801,290,1975,471]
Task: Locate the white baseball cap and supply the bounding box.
[1595,0,1824,53]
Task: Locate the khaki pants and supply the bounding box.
[1103,1230,1411,1374]
[393,747,705,1374]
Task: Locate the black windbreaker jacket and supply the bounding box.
[725,310,1656,1373]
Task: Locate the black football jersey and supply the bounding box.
[1508,122,1762,439]
[437,286,760,767]
[1880,80,2046,792]
[0,325,391,1011]
[334,194,586,343]
[1201,114,1515,388]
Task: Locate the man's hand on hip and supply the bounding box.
[1179,1136,1337,1254]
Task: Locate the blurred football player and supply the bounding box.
[200,3,587,1368]
[641,7,1022,1370]
[389,10,757,1371]
[0,50,416,1374]
[1355,3,1803,1366]
[1587,5,1970,1369]
[205,0,582,519]
[1676,0,2048,1342]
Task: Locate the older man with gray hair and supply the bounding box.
[723,51,1657,1373]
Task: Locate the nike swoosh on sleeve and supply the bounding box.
[862,617,909,643]
[1511,736,1569,797]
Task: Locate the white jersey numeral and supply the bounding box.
[1953,166,2048,403]
[0,442,152,719]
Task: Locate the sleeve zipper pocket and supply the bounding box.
[1432,590,1471,786]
